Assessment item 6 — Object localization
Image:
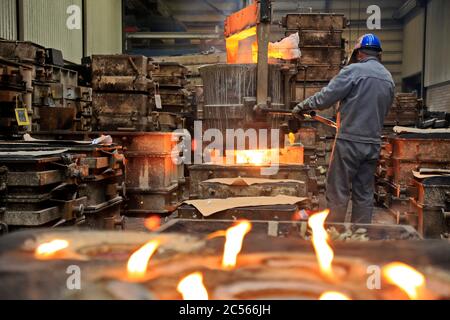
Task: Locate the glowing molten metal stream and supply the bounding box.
[177,272,209,300]
[222,221,252,269]
[35,239,69,259]
[319,291,351,300]
[127,240,160,280]
[308,210,334,278]
[383,262,425,300]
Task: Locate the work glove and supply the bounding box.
[292,100,313,119]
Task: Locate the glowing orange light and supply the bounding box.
[308,210,334,278]
[35,239,69,259]
[144,215,161,231]
[234,149,276,165]
[177,272,209,300]
[222,221,252,269]
[319,291,351,300]
[127,240,160,280]
[383,262,426,300]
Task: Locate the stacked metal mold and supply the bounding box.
[108,132,185,215]
[88,55,188,216]
[0,40,93,133]
[282,13,347,127]
[280,13,347,185]
[153,62,190,114]
[33,66,93,132]
[90,55,156,132]
[0,141,126,232]
[384,93,423,133]
[375,133,450,235]
[0,40,44,135]
[408,175,450,238]
[0,58,33,137]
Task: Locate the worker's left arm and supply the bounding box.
[302,66,355,111]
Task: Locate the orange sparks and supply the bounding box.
[144,215,161,231]
[127,240,160,280]
[383,262,426,300]
[319,291,351,300]
[177,272,209,300]
[308,210,334,278]
[35,239,69,259]
[222,221,252,269]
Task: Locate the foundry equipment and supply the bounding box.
[0,140,125,232]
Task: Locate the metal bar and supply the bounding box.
[256,0,271,108]
[126,32,222,40]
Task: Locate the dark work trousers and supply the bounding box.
[326,138,381,223]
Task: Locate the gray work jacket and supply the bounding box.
[304,57,395,144]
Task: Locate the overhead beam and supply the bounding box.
[126,32,222,40]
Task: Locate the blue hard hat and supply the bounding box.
[354,34,382,52]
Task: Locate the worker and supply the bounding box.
[293,34,395,223]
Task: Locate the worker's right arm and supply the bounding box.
[303,66,355,111]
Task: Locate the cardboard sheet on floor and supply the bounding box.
[184,195,308,217]
[203,177,305,186]
[394,126,450,134]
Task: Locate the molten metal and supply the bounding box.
[35,239,69,259]
[222,221,252,269]
[383,262,425,300]
[177,272,209,300]
[319,291,351,300]
[127,240,160,280]
[308,210,334,278]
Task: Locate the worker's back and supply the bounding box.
[337,56,395,144]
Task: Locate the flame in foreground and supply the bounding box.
[127,240,160,280]
[35,239,69,259]
[222,221,252,269]
[308,210,334,278]
[383,262,425,300]
[319,291,351,300]
[177,272,209,300]
[144,215,161,231]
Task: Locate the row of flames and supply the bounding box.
[35,210,426,300]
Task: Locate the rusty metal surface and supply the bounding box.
[296,64,341,82]
[92,75,154,93]
[188,164,313,199]
[91,55,151,77]
[92,93,151,131]
[384,93,422,127]
[0,141,125,230]
[299,47,345,65]
[153,62,189,88]
[107,132,184,215]
[199,180,307,199]
[282,13,347,31]
[391,136,450,162]
[38,107,75,131]
[407,176,450,238]
[0,40,46,65]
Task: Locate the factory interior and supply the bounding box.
[0,0,450,304]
